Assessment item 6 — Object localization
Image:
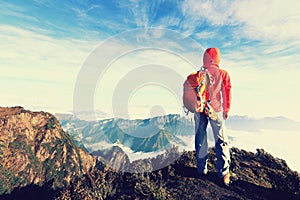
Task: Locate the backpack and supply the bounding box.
[183,68,210,113]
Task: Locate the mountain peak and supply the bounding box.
[92,145,130,172]
[0,106,96,195]
[0,106,25,117]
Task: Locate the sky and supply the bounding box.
[1,0,300,121]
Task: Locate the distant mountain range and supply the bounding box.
[56,113,300,157]
[56,114,194,154]
[226,115,300,132]
[57,113,300,154]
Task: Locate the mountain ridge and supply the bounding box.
[57,112,300,132]
[57,113,192,154]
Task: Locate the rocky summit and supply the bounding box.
[0,106,96,195]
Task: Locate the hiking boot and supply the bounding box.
[223,173,231,186]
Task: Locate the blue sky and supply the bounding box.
[1,0,300,120]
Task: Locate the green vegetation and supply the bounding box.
[46,116,56,129]
[0,164,26,194]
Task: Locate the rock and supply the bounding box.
[92,146,130,172]
[0,106,96,195]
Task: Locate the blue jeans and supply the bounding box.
[194,112,230,177]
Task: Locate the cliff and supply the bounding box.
[0,106,96,195]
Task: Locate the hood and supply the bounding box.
[203,47,220,68]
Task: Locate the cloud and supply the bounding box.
[182,0,235,26]
[221,47,300,121]
[194,31,217,40]
[0,25,96,112]
[115,0,149,28]
[0,25,94,69]
[1,24,299,121]
[182,0,300,42]
[0,1,27,13]
[232,0,300,41]
[0,25,200,118]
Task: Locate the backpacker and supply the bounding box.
[183,68,210,113]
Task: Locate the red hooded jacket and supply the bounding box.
[203,48,231,114]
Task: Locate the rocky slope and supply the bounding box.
[92,146,130,172]
[0,107,299,199]
[53,147,300,200]
[0,106,96,195]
